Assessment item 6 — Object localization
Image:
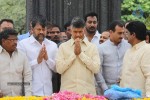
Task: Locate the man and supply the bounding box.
[46,24,61,45]
[60,31,68,42]
[46,23,61,93]
[17,15,58,96]
[95,20,130,94]
[0,29,32,97]
[99,31,110,44]
[64,21,71,40]
[84,12,100,47]
[120,21,150,97]
[56,17,100,95]
[0,19,14,32]
[45,21,52,40]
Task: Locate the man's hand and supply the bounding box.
[43,44,48,61]
[74,38,81,55]
[37,45,49,64]
[37,47,45,64]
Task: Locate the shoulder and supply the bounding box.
[99,40,110,48]
[121,39,131,47]
[59,40,71,48]
[45,39,58,49]
[16,49,27,57]
[18,37,30,45]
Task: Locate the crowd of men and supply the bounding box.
[0,12,150,98]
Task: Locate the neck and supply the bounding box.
[110,38,120,46]
[131,39,142,47]
[85,30,95,42]
[2,46,13,57]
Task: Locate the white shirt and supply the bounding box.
[91,30,101,47]
[0,46,32,96]
[17,35,58,96]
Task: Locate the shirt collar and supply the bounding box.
[0,46,2,53]
[108,39,123,47]
[29,35,49,45]
[133,41,146,50]
[0,45,18,53]
[70,37,89,46]
[93,31,100,39]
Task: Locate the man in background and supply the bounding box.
[84,12,100,47]
[99,31,110,44]
[0,19,14,32]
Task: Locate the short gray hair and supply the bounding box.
[71,16,85,28]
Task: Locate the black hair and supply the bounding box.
[84,12,98,22]
[0,19,14,25]
[71,16,85,28]
[0,29,18,45]
[51,24,61,31]
[64,21,71,30]
[146,30,150,43]
[31,15,47,28]
[126,21,146,41]
[108,20,124,32]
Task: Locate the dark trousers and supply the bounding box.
[52,72,61,93]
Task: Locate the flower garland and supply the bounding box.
[0,91,107,100]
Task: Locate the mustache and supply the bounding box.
[12,43,17,47]
[38,33,44,36]
[54,36,59,39]
[46,36,51,39]
[89,27,96,29]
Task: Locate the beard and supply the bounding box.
[34,33,45,42]
[52,36,60,44]
[86,27,96,34]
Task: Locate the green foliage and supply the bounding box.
[0,0,26,33]
[121,0,150,29]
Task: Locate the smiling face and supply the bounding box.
[99,31,110,44]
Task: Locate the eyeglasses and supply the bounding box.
[5,38,18,42]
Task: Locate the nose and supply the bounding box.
[121,33,124,38]
[40,29,45,34]
[91,22,95,26]
[54,32,58,35]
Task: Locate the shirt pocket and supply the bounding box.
[15,64,23,75]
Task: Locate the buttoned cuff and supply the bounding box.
[29,59,38,69]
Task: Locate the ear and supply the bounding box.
[109,30,113,34]
[1,38,5,44]
[31,27,34,32]
[132,32,136,37]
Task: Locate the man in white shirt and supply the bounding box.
[17,15,58,96]
[84,12,100,47]
[0,29,32,97]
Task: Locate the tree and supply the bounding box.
[0,0,26,34]
[121,0,150,29]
